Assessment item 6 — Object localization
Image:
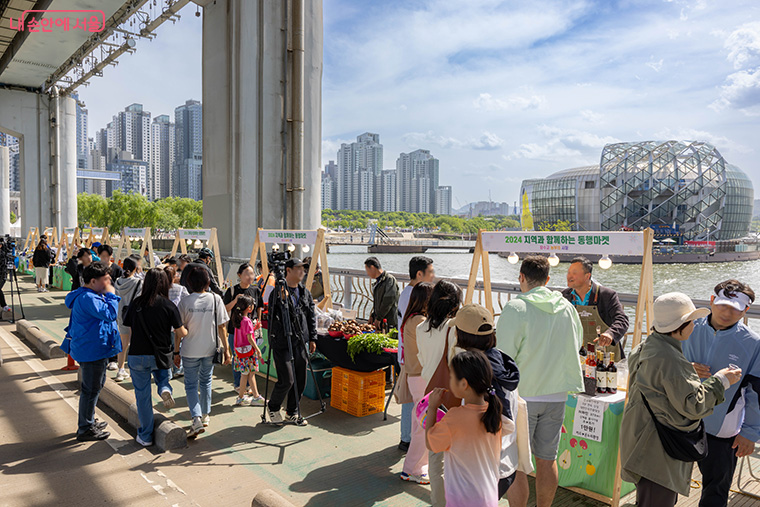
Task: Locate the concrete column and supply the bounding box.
[58,95,78,230]
[201,0,322,259]
[0,146,9,236]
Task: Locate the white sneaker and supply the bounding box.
[234,396,251,406]
[268,409,284,424]
[115,368,128,382]
[160,390,175,409]
[187,417,205,438]
[2,306,10,312]
[285,413,308,426]
[201,414,210,427]
[106,362,118,371]
[136,435,153,447]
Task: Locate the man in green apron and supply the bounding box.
[561,256,629,359]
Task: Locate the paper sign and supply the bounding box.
[63,227,77,235]
[572,395,605,442]
[91,228,104,235]
[259,229,318,245]
[124,228,147,237]
[178,229,211,241]
[481,231,645,256]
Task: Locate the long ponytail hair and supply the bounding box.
[231,294,255,330]
[449,350,502,434]
[426,280,462,331]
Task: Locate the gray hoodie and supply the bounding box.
[114,276,142,326]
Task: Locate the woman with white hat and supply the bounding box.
[620,292,743,506]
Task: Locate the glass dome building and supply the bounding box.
[519,141,754,241]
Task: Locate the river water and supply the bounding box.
[327,246,760,335]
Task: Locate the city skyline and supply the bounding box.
[65,1,760,208]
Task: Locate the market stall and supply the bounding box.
[169,228,224,285]
[57,227,82,261]
[86,227,110,247]
[113,227,155,266]
[465,228,655,506]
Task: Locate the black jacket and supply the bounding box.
[32,247,51,268]
[267,282,317,360]
[65,257,81,290]
[180,260,223,296]
[486,348,520,420]
[561,281,630,346]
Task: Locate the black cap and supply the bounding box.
[285,257,304,270]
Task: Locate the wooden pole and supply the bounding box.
[170,230,181,257]
[319,228,332,310]
[465,230,484,305]
[631,228,654,350]
[209,228,224,286]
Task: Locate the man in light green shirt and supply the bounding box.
[496,255,583,507]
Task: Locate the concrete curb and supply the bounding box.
[97,375,188,452]
[251,489,296,507]
[15,319,65,359]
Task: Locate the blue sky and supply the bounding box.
[82,0,760,208]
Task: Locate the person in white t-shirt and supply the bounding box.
[396,256,435,452]
[175,265,230,438]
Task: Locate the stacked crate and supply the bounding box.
[330,366,385,417]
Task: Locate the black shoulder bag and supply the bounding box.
[641,392,708,462]
[135,305,173,370]
[211,294,225,364]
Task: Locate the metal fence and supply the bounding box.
[325,267,760,348]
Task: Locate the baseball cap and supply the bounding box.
[653,292,710,333]
[714,288,752,312]
[452,304,494,335]
[285,257,305,270]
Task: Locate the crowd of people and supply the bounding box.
[57,245,759,507]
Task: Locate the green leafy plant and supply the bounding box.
[346,333,399,361]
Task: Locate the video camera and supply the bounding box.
[0,235,14,269]
[267,248,291,281]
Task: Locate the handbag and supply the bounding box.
[135,305,173,370]
[121,279,142,322]
[424,327,463,410]
[394,364,414,404]
[211,295,225,364]
[641,392,708,462]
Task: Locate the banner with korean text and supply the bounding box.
[481,231,645,256]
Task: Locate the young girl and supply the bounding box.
[231,295,264,406]
[426,350,503,507]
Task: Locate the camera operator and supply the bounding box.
[0,237,11,311]
[266,257,317,426]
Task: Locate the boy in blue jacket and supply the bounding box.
[683,279,759,507]
[63,262,121,442]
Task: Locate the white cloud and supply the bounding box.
[402,130,505,151]
[711,68,760,115]
[507,126,620,162]
[646,58,664,72]
[321,138,353,163]
[580,109,604,124]
[474,92,547,111]
[653,128,751,153]
[724,21,760,69]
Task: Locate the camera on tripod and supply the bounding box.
[267,246,292,280]
[0,235,15,269]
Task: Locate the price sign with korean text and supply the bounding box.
[572,395,605,442]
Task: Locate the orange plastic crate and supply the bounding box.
[330,367,386,417]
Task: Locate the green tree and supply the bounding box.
[9,211,17,224]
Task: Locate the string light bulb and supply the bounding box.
[302,245,310,253]
[548,253,560,267]
[507,252,519,264]
[186,239,192,246]
[287,244,296,252]
[272,244,280,252]
[599,255,613,270]
[193,239,202,249]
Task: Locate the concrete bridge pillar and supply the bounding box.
[200,0,323,259]
[0,89,77,239]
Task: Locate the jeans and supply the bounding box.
[182,355,214,419]
[400,402,412,443]
[78,358,108,435]
[127,355,172,443]
[228,332,240,389]
[697,434,739,507]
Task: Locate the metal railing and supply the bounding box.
[326,267,760,347]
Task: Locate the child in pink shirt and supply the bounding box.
[426,350,502,507]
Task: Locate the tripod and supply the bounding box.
[2,259,25,324]
[260,273,326,425]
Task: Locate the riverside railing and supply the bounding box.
[325,267,760,347]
